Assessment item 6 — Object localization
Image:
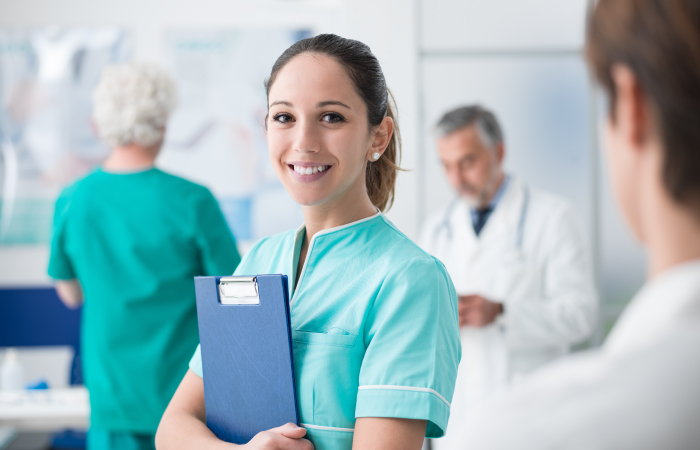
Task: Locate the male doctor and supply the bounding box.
[419,105,597,450]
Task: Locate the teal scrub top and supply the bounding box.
[190,212,461,449]
[48,167,241,433]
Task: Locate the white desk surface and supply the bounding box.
[0,387,89,431]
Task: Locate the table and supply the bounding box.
[0,388,89,432]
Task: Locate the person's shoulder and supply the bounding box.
[249,228,298,254]
[153,169,212,197]
[526,185,578,223]
[56,169,103,202]
[234,228,299,275]
[378,215,449,271]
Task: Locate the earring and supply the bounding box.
[372,152,380,160]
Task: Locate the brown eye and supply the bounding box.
[322,113,345,124]
[273,113,294,124]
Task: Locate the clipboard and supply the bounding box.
[194,275,299,444]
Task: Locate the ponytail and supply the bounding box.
[366,90,402,211]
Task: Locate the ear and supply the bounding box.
[610,64,651,151]
[494,142,505,165]
[367,116,394,161]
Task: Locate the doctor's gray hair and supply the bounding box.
[435,105,504,150]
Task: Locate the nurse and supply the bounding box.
[156,34,461,450]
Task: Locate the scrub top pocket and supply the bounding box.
[292,330,356,348]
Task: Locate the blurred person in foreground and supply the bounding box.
[48,62,241,450]
[457,1,700,448]
[419,105,597,450]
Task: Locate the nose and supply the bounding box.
[293,119,321,155]
[446,166,466,190]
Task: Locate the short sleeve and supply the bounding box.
[356,257,461,438]
[189,344,203,377]
[194,189,242,276]
[47,192,76,280]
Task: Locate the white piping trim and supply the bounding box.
[291,210,382,305]
[301,423,355,432]
[358,385,451,408]
[312,209,382,237]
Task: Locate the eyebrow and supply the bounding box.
[269,100,293,108]
[268,100,352,110]
[316,100,351,110]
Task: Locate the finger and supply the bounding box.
[268,423,307,439]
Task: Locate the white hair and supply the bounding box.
[92,62,177,148]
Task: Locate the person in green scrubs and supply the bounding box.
[48,62,241,450]
[157,34,461,450]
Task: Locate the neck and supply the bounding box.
[645,197,700,278]
[478,170,505,209]
[641,157,700,277]
[301,180,378,241]
[102,144,159,172]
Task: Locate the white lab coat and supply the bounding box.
[457,258,700,449]
[419,178,597,450]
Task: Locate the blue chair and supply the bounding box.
[0,286,85,449]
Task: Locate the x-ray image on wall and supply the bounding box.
[0,28,131,244]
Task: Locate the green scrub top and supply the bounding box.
[48,167,241,433]
[190,212,461,449]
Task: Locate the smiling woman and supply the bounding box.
[156,34,461,450]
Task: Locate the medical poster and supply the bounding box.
[161,29,312,246]
[0,28,131,245]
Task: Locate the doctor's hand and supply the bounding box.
[243,423,313,450]
[458,295,504,328]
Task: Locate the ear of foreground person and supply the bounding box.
[455,1,700,448]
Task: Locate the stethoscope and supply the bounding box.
[434,185,530,251]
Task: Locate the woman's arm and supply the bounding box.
[55,279,83,309]
[352,418,427,450]
[156,370,313,450]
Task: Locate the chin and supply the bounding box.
[289,192,330,207]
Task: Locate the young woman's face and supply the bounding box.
[266,53,376,208]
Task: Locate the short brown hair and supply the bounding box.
[586,0,700,212]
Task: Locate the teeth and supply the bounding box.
[293,165,328,175]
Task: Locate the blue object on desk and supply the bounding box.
[195,275,299,445]
[0,287,82,385]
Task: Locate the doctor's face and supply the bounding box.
[437,125,504,208]
[266,53,376,209]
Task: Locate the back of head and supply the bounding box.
[265,34,402,212]
[93,62,178,149]
[587,0,700,216]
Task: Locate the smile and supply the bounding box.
[292,164,331,175]
[287,163,332,182]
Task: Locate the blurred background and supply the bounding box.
[0,0,645,447]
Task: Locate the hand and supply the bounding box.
[458,295,503,328]
[243,423,313,450]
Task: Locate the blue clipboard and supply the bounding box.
[194,274,299,444]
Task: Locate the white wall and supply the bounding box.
[0,0,647,331]
[0,0,420,285]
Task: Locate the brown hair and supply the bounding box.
[265,34,402,212]
[586,0,700,212]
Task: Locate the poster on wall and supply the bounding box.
[0,28,131,245]
[161,29,312,247]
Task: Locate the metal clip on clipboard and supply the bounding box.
[218,276,260,305]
